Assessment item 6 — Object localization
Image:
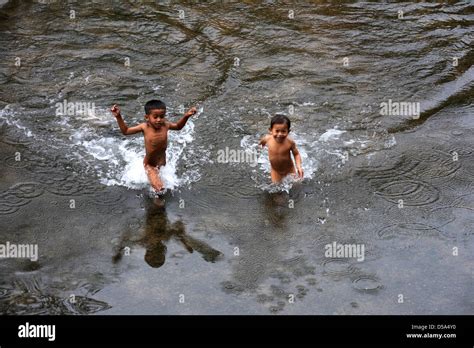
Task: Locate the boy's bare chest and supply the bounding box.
[144,129,168,149]
[268,141,291,156]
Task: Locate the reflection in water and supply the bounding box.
[263,192,289,230]
[262,182,303,230]
[114,197,222,268]
[224,191,297,290]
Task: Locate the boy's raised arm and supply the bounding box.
[111,104,143,135]
[168,107,197,130]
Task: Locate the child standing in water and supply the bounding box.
[111,100,196,193]
[259,114,304,183]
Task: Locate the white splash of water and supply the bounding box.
[0,106,33,137]
[319,128,346,142]
[68,107,200,191]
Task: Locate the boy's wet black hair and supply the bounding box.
[145,100,166,114]
[270,114,291,130]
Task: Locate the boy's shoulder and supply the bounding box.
[138,122,150,132]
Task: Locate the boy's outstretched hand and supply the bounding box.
[111,104,121,117]
[184,107,197,117]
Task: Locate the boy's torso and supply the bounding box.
[267,137,294,174]
[143,122,168,167]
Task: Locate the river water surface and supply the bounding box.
[0,1,473,314]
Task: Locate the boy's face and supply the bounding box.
[145,108,166,129]
[270,123,290,143]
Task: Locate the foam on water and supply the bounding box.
[319,128,346,142]
[0,104,200,192]
[239,124,400,193]
[74,108,199,192]
[0,106,33,138]
[1,102,397,195]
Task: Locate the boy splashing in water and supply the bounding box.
[259,114,304,183]
[111,100,196,193]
